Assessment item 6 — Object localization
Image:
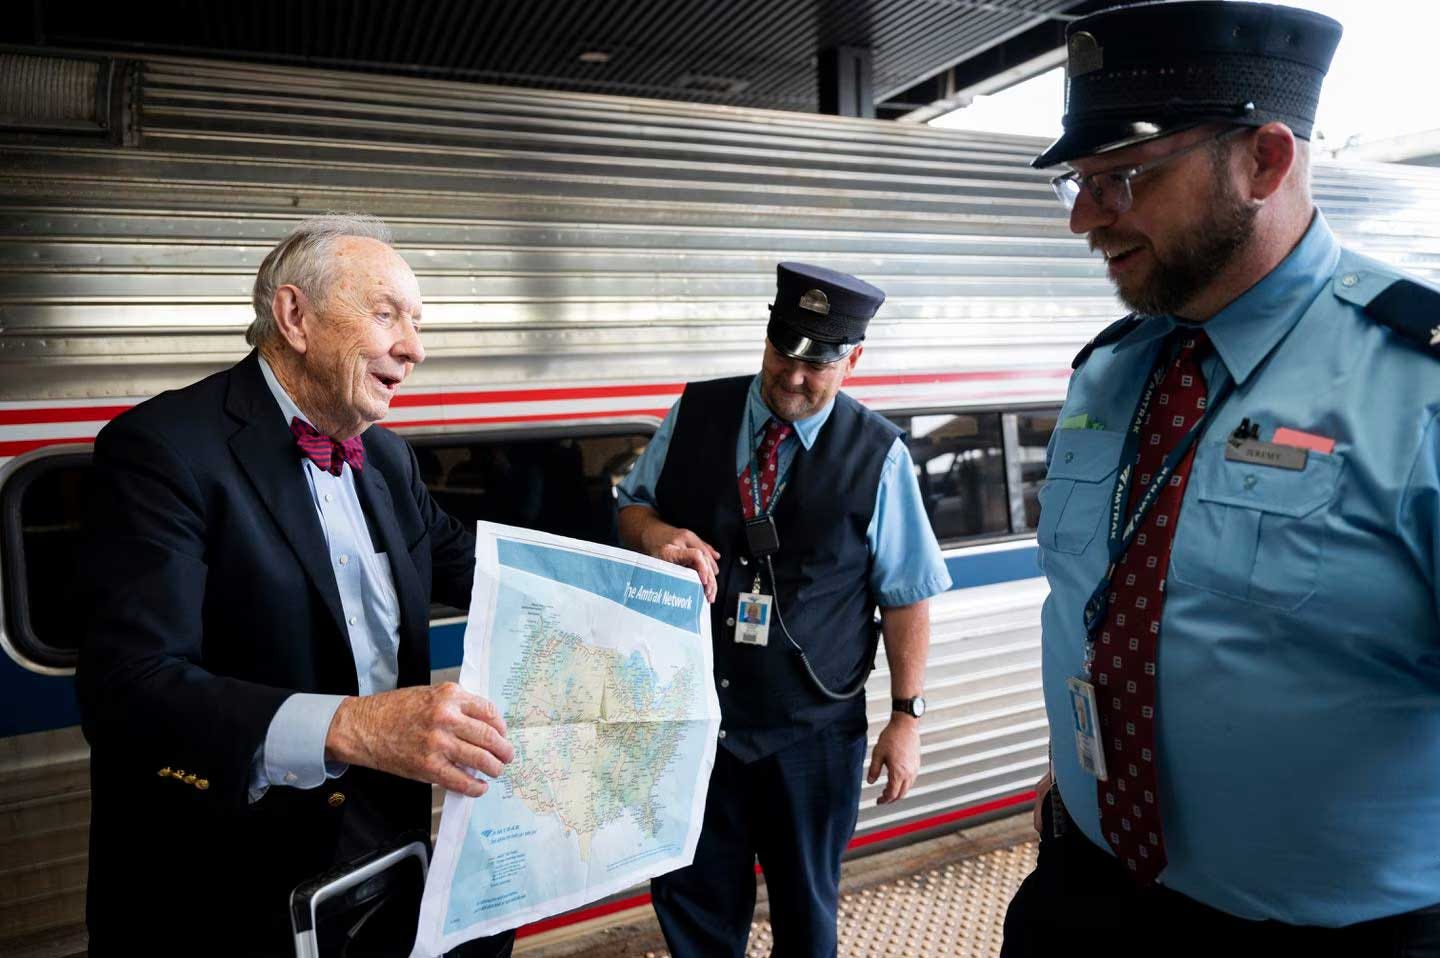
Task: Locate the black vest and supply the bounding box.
[655,376,901,762]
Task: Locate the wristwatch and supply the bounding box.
[892,696,926,718]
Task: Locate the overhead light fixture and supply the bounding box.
[578,51,611,64]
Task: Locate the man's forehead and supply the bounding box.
[330,237,421,300]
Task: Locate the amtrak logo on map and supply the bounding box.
[415,523,720,956]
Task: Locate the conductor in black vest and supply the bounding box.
[618,263,952,957]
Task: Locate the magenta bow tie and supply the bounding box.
[289,417,364,477]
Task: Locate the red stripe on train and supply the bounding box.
[391,369,1069,410]
[390,383,685,407]
[847,370,1070,386]
[0,369,1071,429]
[393,408,671,430]
[0,405,136,426]
[515,790,1037,940]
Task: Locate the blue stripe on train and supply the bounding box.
[945,545,1041,589]
[0,545,1041,738]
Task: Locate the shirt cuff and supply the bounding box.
[876,570,954,609]
[616,487,656,510]
[248,693,348,803]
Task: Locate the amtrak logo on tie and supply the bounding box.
[1429,325,1440,347]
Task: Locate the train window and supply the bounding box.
[413,428,652,615]
[1,454,92,669]
[414,429,651,544]
[887,407,1061,546]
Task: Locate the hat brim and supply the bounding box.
[1031,118,1212,169]
[767,321,855,364]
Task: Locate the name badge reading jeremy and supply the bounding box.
[1225,438,1307,471]
[734,593,772,646]
[1066,676,1108,781]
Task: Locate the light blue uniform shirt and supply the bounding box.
[1040,212,1440,926]
[247,356,403,802]
[619,374,951,607]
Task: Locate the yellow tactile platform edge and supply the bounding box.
[638,840,1040,958]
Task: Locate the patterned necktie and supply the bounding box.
[738,418,793,520]
[290,417,365,477]
[1095,330,1210,884]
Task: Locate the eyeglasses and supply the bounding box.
[1050,127,1248,214]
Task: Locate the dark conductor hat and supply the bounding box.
[1032,1,1342,169]
[767,262,885,364]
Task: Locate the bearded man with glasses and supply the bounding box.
[1002,2,1440,956]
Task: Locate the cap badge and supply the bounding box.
[1068,31,1103,78]
[798,288,831,315]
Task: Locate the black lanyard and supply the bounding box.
[743,405,790,520]
[1079,338,1234,678]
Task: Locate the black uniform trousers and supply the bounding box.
[651,721,867,958]
[1002,793,1440,958]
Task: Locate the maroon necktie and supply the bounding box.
[738,418,793,520]
[290,417,365,477]
[1094,331,1210,883]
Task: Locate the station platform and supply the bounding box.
[11,814,1036,957]
[519,814,1037,958]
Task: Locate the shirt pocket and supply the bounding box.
[1169,442,1341,611]
[1037,429,1124,556]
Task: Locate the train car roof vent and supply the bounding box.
[0,49,130,141]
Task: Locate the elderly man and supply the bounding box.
[78,214,516,955]
[1003,2,1440,954]
[619,263,952,957]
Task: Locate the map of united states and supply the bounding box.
[500,602,697,860]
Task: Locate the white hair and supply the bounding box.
[247,213,395,347]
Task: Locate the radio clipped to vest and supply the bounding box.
[743,514,780,558]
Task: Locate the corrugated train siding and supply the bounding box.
[4,55,1439,400]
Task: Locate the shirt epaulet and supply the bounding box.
[1072,313,1142,370]
[1334,269,1440,360]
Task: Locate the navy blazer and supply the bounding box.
[77,351,474,952]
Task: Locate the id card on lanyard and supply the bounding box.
[1070,337,1234,778]
[735,406,788,647]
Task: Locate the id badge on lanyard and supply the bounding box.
[734,592,772,646]
[1066,675,1108,780]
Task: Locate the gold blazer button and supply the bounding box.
[328,792,346,808]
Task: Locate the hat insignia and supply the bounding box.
[1067,31,1103,78]
[798,288,831,315]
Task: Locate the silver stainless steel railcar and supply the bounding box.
[2,48,1439,950]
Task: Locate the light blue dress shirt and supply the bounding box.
[619,374,951,607]
[247,356,403,802]
[1040,212,1440,926]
